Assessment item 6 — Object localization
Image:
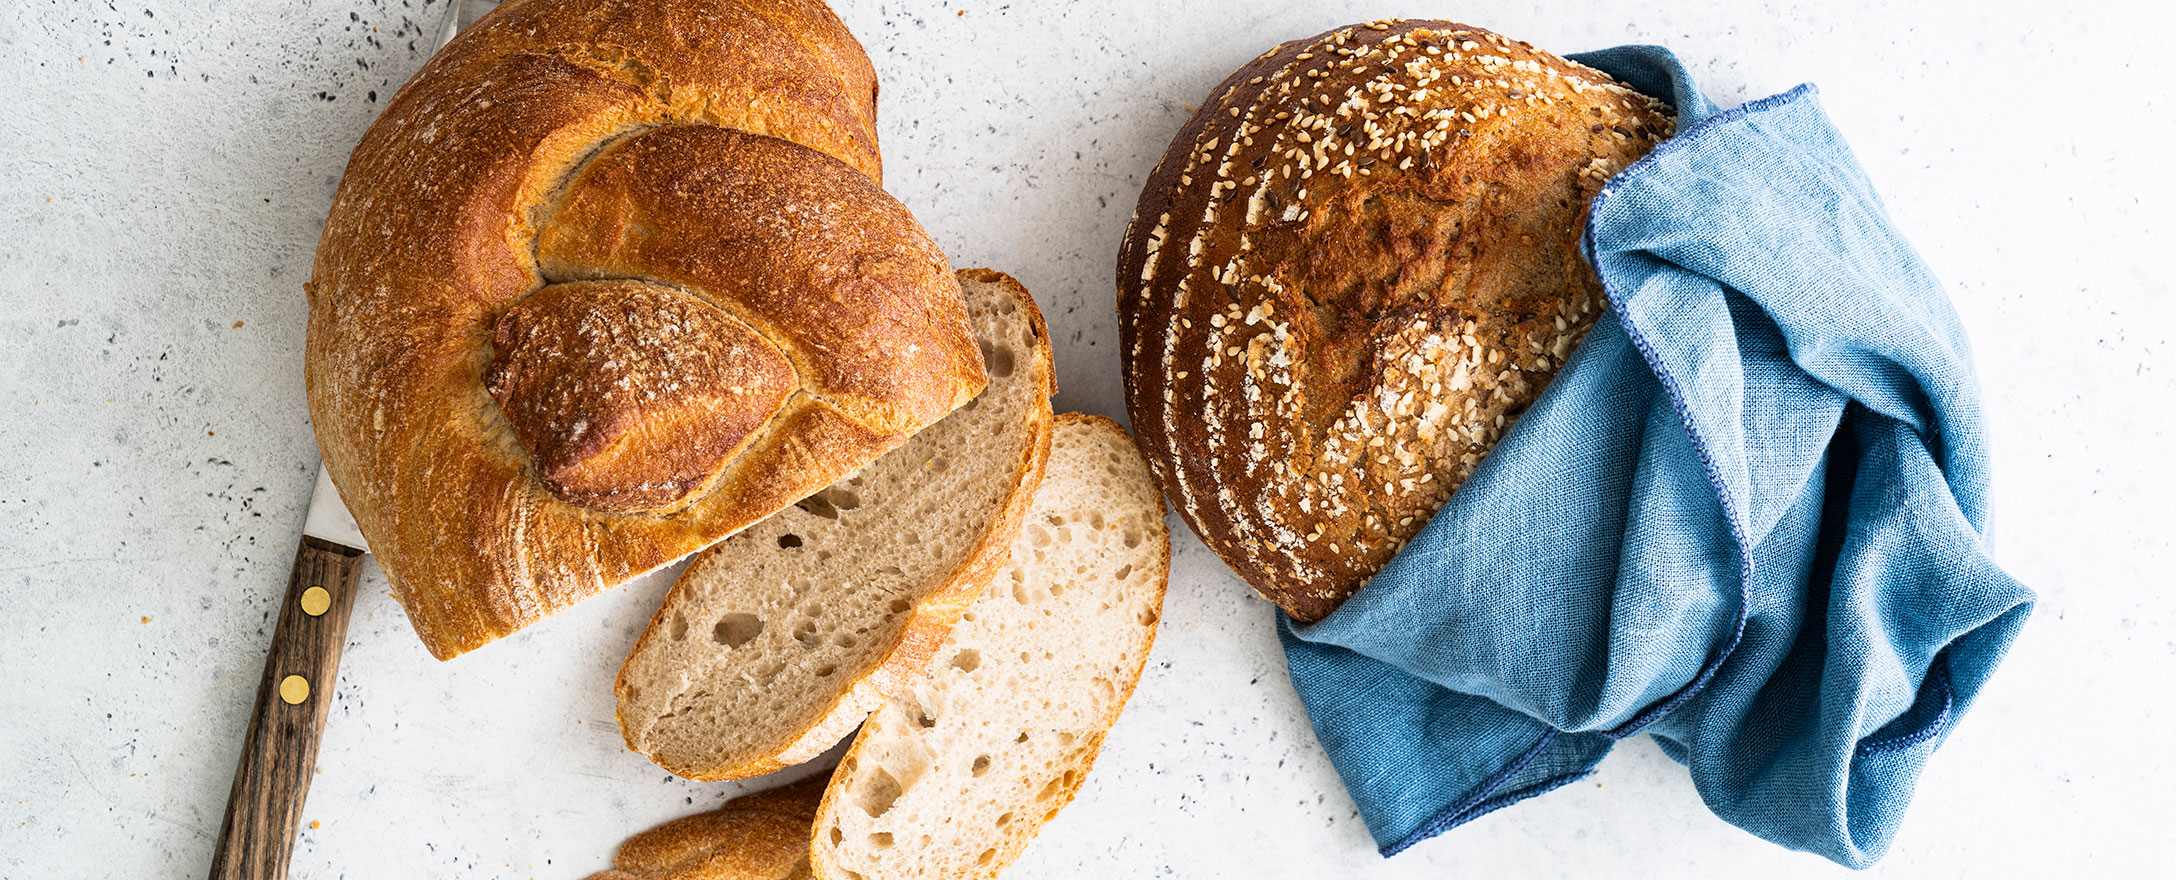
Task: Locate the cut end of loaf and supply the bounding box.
[587,774,827,880]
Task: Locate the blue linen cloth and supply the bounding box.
[1277,46,2034,869]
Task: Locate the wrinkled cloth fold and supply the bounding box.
[1277,45,2033,868]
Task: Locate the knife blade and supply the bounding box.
[300,467,368,553]
[207,4,473,878]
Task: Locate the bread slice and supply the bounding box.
[811,414,1171,880]
[587,776,827,880]
[617,269,1056,780]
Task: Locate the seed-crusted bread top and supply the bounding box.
[812,415,1171,880]
[617,270,1055,781]
[1116,19,1672,620]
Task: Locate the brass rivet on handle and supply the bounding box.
[279,674,311,705]
[300,586,332,617]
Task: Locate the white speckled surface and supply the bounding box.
[2,1,2171,876]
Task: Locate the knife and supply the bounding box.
[206,470,369,880]
[205,3,486,877]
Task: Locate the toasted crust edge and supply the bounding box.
[587,775,828,880]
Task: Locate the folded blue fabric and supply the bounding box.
[1277,46,2034,869]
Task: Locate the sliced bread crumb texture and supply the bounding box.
[618,269,1057,780]
[814,414,1171,880]
[587,776,826,880]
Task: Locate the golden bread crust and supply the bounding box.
[588,776,826,880]
[307,0,982,658]
[485,279,799,513]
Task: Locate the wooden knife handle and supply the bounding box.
[208,536,365,880]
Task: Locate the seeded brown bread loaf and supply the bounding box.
[812,414,1170,880]
[1116,19,1672,620]
[618,270,1055,781]
[587,776,826,880]
[306,0,985,658]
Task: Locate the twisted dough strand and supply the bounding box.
[307,0,982,658]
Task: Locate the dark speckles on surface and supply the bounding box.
[0,1,2170,878]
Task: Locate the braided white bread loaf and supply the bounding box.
[307,0,983,658]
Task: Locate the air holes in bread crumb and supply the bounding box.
[777,533,803,549]
[917,708,937,729]
[669,612,688,641]
[857,767,903,817]
[995,810,1013,827]
[870,831,894,849]
[977,848,998,866]
[795,486,861,519]
[980,340,1015,377]
[887,597,912,614]
[949,649,981,673]
[793,620,819,645]
[1115,564,1134,580]
[711,613,761,648]
[971,754,991,776]
[829,826,844,845]
[1014,731,1029,744]
[816,663,837,677]
[1122,529,1143,548]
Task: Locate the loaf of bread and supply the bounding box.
[587,776,826,880]
[618,270,1056,780]
[306,0,984,658]
[1116,20,1672,620]
[812,414,1170,880]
